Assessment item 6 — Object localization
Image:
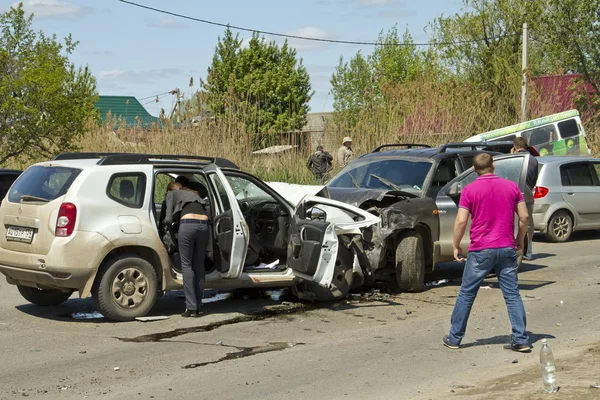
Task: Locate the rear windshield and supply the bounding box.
[8,166,81,203]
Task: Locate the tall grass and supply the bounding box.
[4,78,599,182]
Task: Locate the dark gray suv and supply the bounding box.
[319,142,533,292]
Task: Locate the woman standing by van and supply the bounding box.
[163,182,210,317]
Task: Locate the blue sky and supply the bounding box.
[2,0,463,116]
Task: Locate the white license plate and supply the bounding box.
[6,226,34,243]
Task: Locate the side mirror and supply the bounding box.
[307,206,327,221]
[447,181,462,197]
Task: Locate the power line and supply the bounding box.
[138,91,171,101]
[117,0,520,47]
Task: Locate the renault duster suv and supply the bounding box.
[0,153,378,321]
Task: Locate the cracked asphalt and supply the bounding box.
[1,232,600,400]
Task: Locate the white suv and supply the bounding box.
[0,153,378,321]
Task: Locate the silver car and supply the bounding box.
[533,156,600,242]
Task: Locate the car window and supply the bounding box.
[430,158,459,197]
[209,174,231,212]
[226,176,276,203]
[558,119,579,139]
[7,166,81,203]
[459,156,525,189]
[154,173,176,204]
[522,125,558,146]
[561,163,594,186]
[107,173,147,208]
[328,159,432,192]
[592,163,600,183]
[0,174,19,200]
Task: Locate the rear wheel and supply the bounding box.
[545,211,573,243]
[17,285,73,306]
[93,256,159,321]
[395,231,425,292]
[292,245,354,301]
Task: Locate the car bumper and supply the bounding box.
[0,231,114,292]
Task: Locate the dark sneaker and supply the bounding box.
[443,335,460,349]
[181,309,200,318]
[503,342,532,352]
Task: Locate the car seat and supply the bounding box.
[119,180,135,203]
[430,165,454,197]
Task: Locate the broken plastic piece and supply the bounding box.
[71,311,103,320]
[135,316,170,322]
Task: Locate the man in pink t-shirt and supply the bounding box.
[443,153,531,352]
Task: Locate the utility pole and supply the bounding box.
[520,22,528,122]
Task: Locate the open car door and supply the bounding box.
[204,165,249,279]
[433,153,531,264]
[287,195,379,288]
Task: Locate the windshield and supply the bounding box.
[327,158,432,192]
[7,166,81,203]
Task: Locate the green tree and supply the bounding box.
[0,3,98,165]
[203,28,313,139]
[330,26,426,127]
[428,0,548,117]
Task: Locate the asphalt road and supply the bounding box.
[1,232,600,400]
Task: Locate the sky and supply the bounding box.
[2,0,464,116]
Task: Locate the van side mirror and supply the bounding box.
[447,181,462,197]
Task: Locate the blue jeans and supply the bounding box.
[448,247,529,346]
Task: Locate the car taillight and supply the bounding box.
[56,203,77,237]
[534,186,549,199]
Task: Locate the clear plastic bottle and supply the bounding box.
[540,339,558,392]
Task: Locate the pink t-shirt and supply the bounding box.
[459,174,524,252]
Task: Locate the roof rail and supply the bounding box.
[52,152,239,169]
[372,144,432,153]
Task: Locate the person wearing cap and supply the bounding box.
[338,136,354,167]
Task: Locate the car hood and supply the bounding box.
[324,187,419,207]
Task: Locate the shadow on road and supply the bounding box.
[461,331,556,349]
[534,230,600,243]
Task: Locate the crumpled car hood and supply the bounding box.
[324,187,418,207]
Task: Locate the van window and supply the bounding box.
[558,119,579,138]
[107,173,147,208]
[7,166,81,203]
[522,125,558,146]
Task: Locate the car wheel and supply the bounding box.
[292,245,354,302]
[395,231,425,292]
[17,285,73,306]
[545,211,573,243]
[93,256,159,321]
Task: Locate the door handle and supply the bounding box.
[567,192,575,196]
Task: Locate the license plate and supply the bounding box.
[6,226,34,243]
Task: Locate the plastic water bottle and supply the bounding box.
[540,339,558,392]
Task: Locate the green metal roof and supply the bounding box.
[94,95,160,128]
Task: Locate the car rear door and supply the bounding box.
[204,165,249,279]
[286,195,379,288]
[559,161,600,227]
[433,153,530,264]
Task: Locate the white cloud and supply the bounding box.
[285,26,336,52]
[147,18,188,29]
[12,0,92,20]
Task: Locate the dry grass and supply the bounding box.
[4,79,599,181]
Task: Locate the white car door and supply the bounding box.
[287,195,379,288]
[204,165,249,279]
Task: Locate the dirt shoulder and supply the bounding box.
[443,344,600,400]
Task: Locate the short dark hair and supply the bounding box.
[473,153,494,175]
[513,137,528,150]
[316,145,324,151]
[175,175,190,186]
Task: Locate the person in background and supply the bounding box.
[337,136,354,167]
[513,137,538,261]
[443,153,531,352]
[163,182,210,318]
[307,145,333,184]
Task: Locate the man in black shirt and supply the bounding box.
[513,137,539,260]
[307,145,333,184]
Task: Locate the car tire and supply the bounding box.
[17,285,73,306]
[545,211,573,243]
[291,245,354,302]
[93,256,159,322]
[395,231,425,292]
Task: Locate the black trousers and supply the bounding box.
[178,219,209,311]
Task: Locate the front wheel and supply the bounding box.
[395,231,425,292]
[545,211,573,243]
[17,285,73,306]
[93,256,159,321]
[292,245,354,302]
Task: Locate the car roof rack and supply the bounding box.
[437,141,509,153]
[52,152,240,169]
[372,144,432,153]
